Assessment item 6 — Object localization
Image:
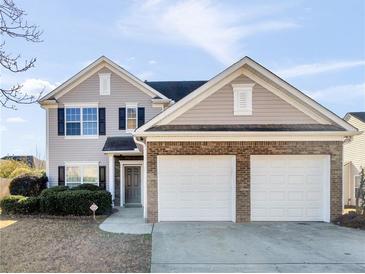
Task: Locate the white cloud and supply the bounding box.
[118,0,298,64]
[306,83,365,116]
[6,117,26,123]
[137,71,154,80]
[148,60,157,65]
[21,78,57,97]
[307,83,365,102]
[276,60,365,78]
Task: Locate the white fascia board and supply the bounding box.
[244,58,358,131]
[241,68,328,124]
[136,56,358,133]
[137,130,359,138]
[40,56,169,102]
[103,150,142,155]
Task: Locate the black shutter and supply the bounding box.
[99,108,106,135]
[58,166,65,186]
[99,166,106,190]
[138,107,145,128]
[58,108,65,136]
[119,107,126,130]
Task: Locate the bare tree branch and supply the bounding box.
[0,0,43,109]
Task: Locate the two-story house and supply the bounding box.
[343,112,365,206]
[39,56,358,223]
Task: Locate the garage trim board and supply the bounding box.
[250,155,331,222]
[157,155,236,222]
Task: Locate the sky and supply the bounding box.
[1,0,364,159]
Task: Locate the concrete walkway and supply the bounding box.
[151,222,365,272]
[99,207,153,234]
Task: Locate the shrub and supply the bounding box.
[40,190,112,215]
[0,160,29,178]
[9,167,32,178]
[0,195,40,214]
[71,183,102,191]
[9,174,48,197]
[40,186,69,197]
[335,212,365,230]
[0,195,25,214]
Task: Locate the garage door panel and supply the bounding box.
[158,155,234,222]
[251,155,329,222]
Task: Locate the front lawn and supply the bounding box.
[0,215,151,272]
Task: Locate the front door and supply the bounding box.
[125,166,141,204]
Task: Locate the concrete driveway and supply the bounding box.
[151,222,365,272]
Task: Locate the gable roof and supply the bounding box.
[344,112,365,123]
[136,56,357,134]
[39,56,170,102]
[145,81,207,102]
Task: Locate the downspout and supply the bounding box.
[133,135,148,221]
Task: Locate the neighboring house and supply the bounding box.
[39,56,358,223]
[1,155,45,169]
[343,112,365,206]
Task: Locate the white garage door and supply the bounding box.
[251,155,330,222]
[158,155,235,222]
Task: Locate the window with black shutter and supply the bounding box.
[99,166,106,190]
[58,166,65,186]
[119,107,126,130]
[58,108,65,136]
[138,107,145,128]
[99,108,106,135]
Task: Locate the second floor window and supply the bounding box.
[66,107,97,136]
[126,105,137,131]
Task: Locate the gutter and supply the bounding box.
[133,135,148,221]
[134,130,360,137]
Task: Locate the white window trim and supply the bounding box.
[64,105,99,138]
[65,161,99,186]
[99,73,111,95]
[354,175,361,197]
[126,103,138,133]
[232,83,254,116]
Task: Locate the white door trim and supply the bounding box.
[157,155,236,222]
[119,160,144,207]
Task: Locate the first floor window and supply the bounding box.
[65,163,98,187]
[65,107,97,136]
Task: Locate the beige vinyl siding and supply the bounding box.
[343,116,365,205]
[48,67,162,186]
[171,75,317,125]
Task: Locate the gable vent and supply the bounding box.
[232,83,254,115]
[99,73,111,95]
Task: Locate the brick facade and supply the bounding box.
[146,141,343,223]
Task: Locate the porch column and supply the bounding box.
[108,154,115,205]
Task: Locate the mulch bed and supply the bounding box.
[334,211,365,230]
[0,215,151,272]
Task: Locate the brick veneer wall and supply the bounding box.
[146,141,343,223]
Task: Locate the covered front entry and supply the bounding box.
[157,155,236,222]
[125,166,141,204]
[120,160,143,207]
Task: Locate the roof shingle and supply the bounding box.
[145,81,207,102]
[147,124,346,132]
[102,136,137,151]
